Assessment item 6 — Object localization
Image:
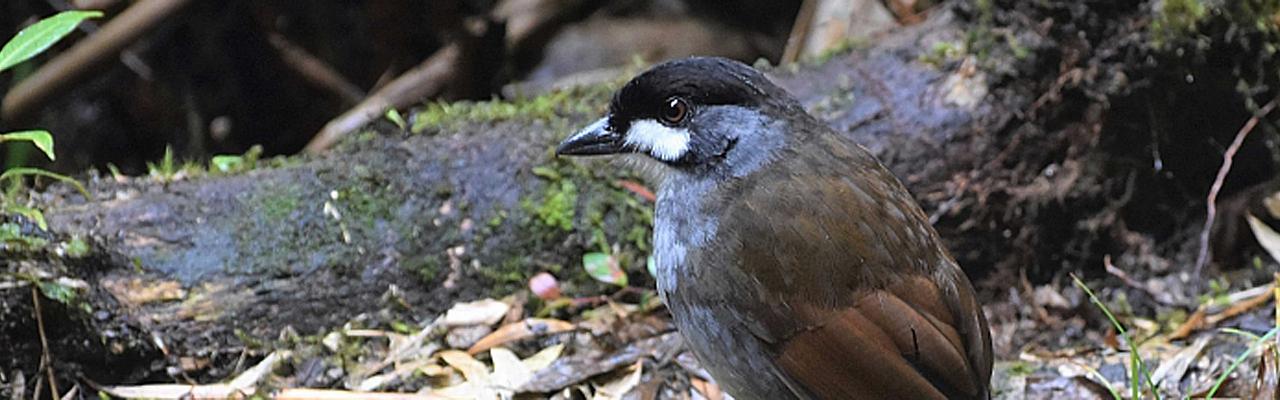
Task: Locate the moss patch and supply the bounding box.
[411,84,619,134]
[527,166,578,232]
[501,149,655,296]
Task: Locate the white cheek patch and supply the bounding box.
[625,119,691,162]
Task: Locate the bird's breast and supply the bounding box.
[652,176,718,302]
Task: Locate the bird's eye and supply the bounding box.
[660,97,689,126]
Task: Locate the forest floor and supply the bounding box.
[4,1,1280,399]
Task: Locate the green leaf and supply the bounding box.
[0,130,56,161]
[0,10,103,73]
[3,203,47,231]
[646,255,657,278]
[209,145,262,174]
[37,279,78,304]
[0,222,48,250]
[583,252,626,286]
[210,154,244,173]
[0,167,90,199]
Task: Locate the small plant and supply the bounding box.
[0,11,100,233]
[146,145,177,180]
[1071,273,1161,400]
[210,144,263,174]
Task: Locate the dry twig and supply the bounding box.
[1195,98,1278,274]
[303,44,459,154]
[32,287,59,400]
[267,32,365,106]
[1169,282,1276,340]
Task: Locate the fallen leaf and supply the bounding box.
[522,344,565,371]
[1249,213,1280,264]
[468,318,575,354]
[1150,336,1210,388]
[593,360,643,400]
[439,350,490,383]
[491,347,532,389]
[583,252,627,287]
[690,377,724,400]
[443,298,510,327]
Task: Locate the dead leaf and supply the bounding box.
[690,377,724,400]
[490,347,533,391]
[467,318,575,354]
[593,361,643,400]
[522,344,565,371]
[434,350,500,399]
[439,350,491,383]
[1254,344,1279,400]
[443,298,511,327]
[1150,336,1210,388]
[1249,213,1280,263]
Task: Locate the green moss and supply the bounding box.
[1005,361,1035,377]
[965,0,996,61]
[532,180,577,232]
[406,254,442,283]
[1152,0,1207,46]
[503,147,657,296]
[257,187,302,223]
[919,41,966,66]
[63,236,89,258]
[232,184,315,274]
[337,184,399,232]
[809,38,868,65]
[487,210,507,228]
[482,257,532,291]
[410,82,620,134]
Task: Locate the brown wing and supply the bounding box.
[776,275,988,399]
[724,143,992,399]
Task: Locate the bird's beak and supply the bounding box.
[557,117,623,156]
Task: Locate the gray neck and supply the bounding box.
[651,107,788,299]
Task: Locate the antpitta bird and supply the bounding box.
[557,57,992,399]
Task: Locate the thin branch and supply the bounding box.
[303,44,460,154]
[1195,98,1278,274]
[781,0,818,64]
[32,287,59,400]
[267,32,365,106]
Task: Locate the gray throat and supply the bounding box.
[651,107,789,301]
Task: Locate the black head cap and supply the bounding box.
[556,57,804,166]
[608,57,800,130]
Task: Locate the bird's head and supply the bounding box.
[556,57,805,173]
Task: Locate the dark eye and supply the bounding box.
[660,97,689,126]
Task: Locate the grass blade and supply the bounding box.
[1206,326,1279,399]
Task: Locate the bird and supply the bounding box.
[556,56,992,399]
